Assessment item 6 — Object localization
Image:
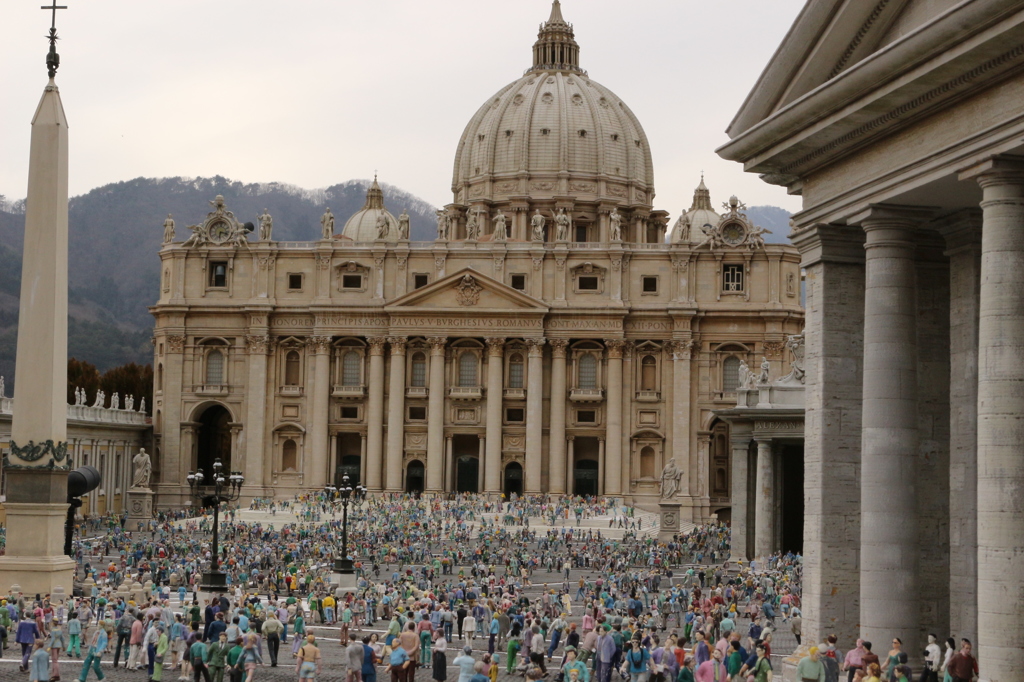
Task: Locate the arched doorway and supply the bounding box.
[572,437,600,496]
[196,404,231,479]
[503,462,523,497]
[452,434,480,493]
[406,460,425,493]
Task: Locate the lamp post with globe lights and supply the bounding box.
[328,475,355,577]
[186,459,244,591]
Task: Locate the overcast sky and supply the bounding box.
[1,0,805,217]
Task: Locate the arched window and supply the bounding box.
[723,356,741,393]
[459,352,478,387]
[342,351,361,386]
[282,439,297,471]
[285,351,301,386]
[508,353,524,388]
[640,446,656,478]
[206,350,224,385]
[411,352,427,387]
[578,354,597,389]
[641,355,657,390]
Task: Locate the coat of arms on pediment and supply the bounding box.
[455,274,483,306]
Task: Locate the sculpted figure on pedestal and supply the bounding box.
[660,458,682,499]
[398,210,410,240]
[466,209,480,240]
[553,208,571,241]
[258,209,273,241]
[609,209,622,241]
[531,209,546,241]
[436,209,450,240]
[320,208,335,239]
[492,210,507,241]
[131,448,152,489]
[376,211,391,239]
[162,214,175,244]
[756,356,771,385]
[738,359,750,389]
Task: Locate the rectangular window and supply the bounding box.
[414,274,429,289]
[642,276,658,293]
[577,410,597,424]
[575,225,588,242]
[288,273,303,290]
[578,276,599,291]
[342,274,363,289]
[209,261,228,288]
[506,408,525,423]
[409,406,427,421]
[510,274,526,291]
[723,264,744,292]
[340,406,358,420]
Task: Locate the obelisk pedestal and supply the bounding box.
[125,488,155,531]
[0,77,76,595]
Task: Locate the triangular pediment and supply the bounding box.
[386,267,548,313]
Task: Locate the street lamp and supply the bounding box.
[331,474,355,575]
[186,459,244,591]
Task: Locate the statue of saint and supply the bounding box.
[162,214,175,244]
[436,209,449,240]
[530,209,546,241]
[672,213,691,243]
[0,376,5,399]
[125,395,134,412]
[466,210,479,240]
[553,208,571,241]
[320,208,335,239]
[660,458,682,499]
[398,209,410,240]
[111,392,120,410]
[94,389,105,408]
[609,209,623,241]
[258,209,273,241]
[139,397,146,413]
[748,225,773,250]
[756,356,771,385]
[738,360,750,389]
[132,448,152,489]
[376,212,391,239]
[492,210,507,241]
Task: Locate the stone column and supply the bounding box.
[547,340,568,494]
[729,428,752,561]
[791,225,865,648]
[444,435,453,491]
[307,336,332,488]
[960,156,1024,681]
[852,204,931,654]
[937,211,981,644]
[567,437,576,494]
[670,340,694,520]
[753,438,774,558]
[244,333,270,490]
[604,340,625,496]
[364,337,386,491]
[484,338,505,494]
[525,339,545,493]
[382,337,407,492]
[477,436,486,493]
[426,337,447,492]
[597,438,605,495]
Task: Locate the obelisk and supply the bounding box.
[0,6,77,595]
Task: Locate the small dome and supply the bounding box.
[341,177,399,242]
[671,176,721,243]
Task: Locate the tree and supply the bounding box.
[67,357,101,405]
[99,362,153,413]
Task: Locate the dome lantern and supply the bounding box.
[531,1,583,74]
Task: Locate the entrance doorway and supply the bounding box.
[406,460,425,493]
[452,434,480,493]
[196,405,231,479]
[779,444,804,553]
[572,436,600,496]
[335,433,361,486]
[504,462,523,497]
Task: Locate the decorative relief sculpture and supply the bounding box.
[398,210,410,240]
[182,196,250,248]
[492,210,508,241]
[455,274,482,306]
[258,209,273,241]
[162,214,175,244]
[660,457,682,499]
[609,209,622,242]
[778,332,806,385]
[131,448,152,489]
[320,208,335,239]
[531,209,546,241]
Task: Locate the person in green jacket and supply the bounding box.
[226,640,244,682]
[560,647,590,682]
[189,637,211,682]
[290,615,305,657]
[676,655,695,682]
[207,633,230,682]
[726,640,745,678]
[794,647,825,682]
[151,624,169,682]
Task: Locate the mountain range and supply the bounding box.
[0,176,793,389]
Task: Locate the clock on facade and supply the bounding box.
[208,220,230,245]
[721,221,747,246]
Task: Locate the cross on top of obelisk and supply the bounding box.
[41,1,68,79]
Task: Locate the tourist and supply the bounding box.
[239,633,263,682]
[938,638,955,680]
[432,631,447,682]
[206,633,230,682]
[882,639,903,681]
[625,639,650,682]
[795,646,826,682]
[78,620,111,682]
[945,639,978,682]
[361,635,379,682]
[189,630,211,682]
[346,633,364,682]
[18,610,41,672]
[387,641,412,682]
[694,648,727,682]
[296,634,321,682]
[261,613,281,667]
[842,639,866,682]
[922,634,941,682]
[29,639,50,682]
[453,645,476,682]
[748,644,772,682]
[48,617,67,681]
[153,623,170,682]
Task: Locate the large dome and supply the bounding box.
[450,1,655,210]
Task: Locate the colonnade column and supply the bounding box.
[753,438,774,558]
[382,337,407,492]
[308,336,332,488]
[547,340,568,494]
[729,429,752,562]
[426,337,447,493]
[484,338,505,495]
[604,340,625,496]
[852,204,931,655]
[670,340,694,520]
[244,333,269,490]
[525,339,545,493]
[364,337,386,491]
[960,156,1024,682]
